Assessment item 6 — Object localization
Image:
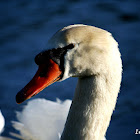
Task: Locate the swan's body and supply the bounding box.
[2,24,122,140]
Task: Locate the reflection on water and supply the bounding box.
[0,0,140,140]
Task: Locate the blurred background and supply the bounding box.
[0,0,140,139]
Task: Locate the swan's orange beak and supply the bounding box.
[16,59,62,104]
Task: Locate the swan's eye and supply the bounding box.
[64,43,75,50]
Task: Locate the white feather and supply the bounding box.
[0,111,15,140]
[12,99,71,140]
[0,111,5,135]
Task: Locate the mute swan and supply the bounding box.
[4,24,122,140]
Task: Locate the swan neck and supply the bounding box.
[61,75,120,140]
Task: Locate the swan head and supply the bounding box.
[16,24,122,104]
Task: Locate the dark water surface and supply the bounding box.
[0,0,140,139]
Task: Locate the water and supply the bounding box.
[0,0,140,139]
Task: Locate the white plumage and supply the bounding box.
[12,99,71,140]
[0,111,14,140]
[0,111,5,135]
[1,24,122,140]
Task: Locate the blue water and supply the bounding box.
[0,0,140,139]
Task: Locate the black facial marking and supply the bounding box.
[35,43,75,76]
